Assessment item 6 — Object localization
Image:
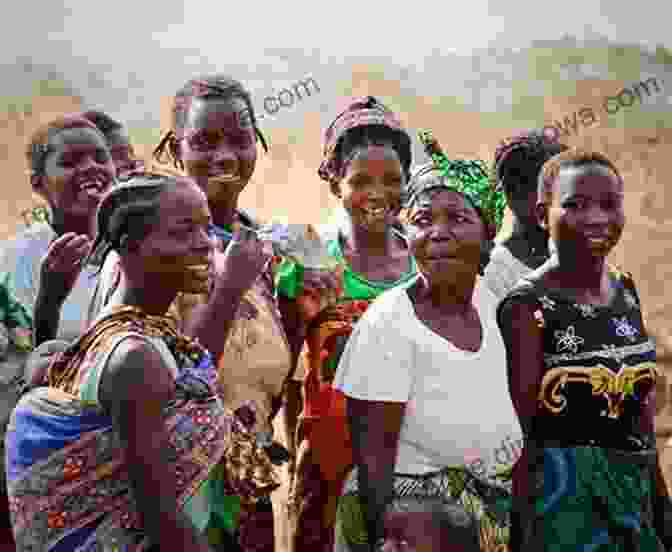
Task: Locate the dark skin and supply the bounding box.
[106,127,144,179]
[497,163,669,532]
[348,185,491,548]
[98,181,214,551]
[285,144,413,468]
[31,126,116,345]
[500,186,549,268]
[171,96,337,465]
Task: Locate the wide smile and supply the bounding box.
[75,175,109,198]
[360,205,390,222]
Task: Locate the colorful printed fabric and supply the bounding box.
[0,271,32,355]
[409,130,507,231]
[4,306,239,551]
[335,465,512,552]
[515,446,663,551]
[498,268,666,550]
[289,232,417,551]
[318,96,410,183]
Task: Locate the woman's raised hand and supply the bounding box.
[39,233,92,305]
[217,222,273,296]
[295,265,344,324]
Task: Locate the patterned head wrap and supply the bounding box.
[318,96,410,183]
[406,130,507,231]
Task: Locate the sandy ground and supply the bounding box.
[3,69,672,550]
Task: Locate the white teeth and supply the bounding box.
[365,207,387,217]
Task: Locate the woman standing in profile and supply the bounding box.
[6,174,230,551]
[497,148,672,551]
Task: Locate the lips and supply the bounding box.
[75,173,110,197]
[583,233,615,248]
[208,162,241,182]
[360,204,390,224]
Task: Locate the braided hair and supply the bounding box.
[153,74,268,171]
[81,110,124,139]
[27,114,105,177]
[87,173,189,270]
[493,129,568,199]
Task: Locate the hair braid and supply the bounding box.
[153,74,268,171]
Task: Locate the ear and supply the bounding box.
[30,173,46,195]
[484,222,497,242]
[329,179,342,198]
[536,201,549,231]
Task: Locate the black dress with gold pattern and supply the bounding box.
[501,267,657,451]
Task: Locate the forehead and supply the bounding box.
[554,163,623,197]
[157,182,209,218]
[105,128,131,147]
[412,187,476,213]
[48,126,107,150]
[185,96,250,131]
[347,145,402,171]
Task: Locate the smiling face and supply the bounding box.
[334,144,404,233]
[537,163,625,261]
[106,127,143,179]
[406,174,487,286]
[177,96,257,202]
[132,180,215,295]
[36,126,116,223]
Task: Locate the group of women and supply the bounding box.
[0,72,669,552]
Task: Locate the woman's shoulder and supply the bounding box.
[359,279,417,326]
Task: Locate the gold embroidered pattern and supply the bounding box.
[539,362,658,418]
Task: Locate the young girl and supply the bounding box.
[278,96,418,552]
[497,148,672,550]
[484,130,566,299]
[137,75,336,552]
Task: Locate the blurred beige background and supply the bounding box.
[2,43,672,550]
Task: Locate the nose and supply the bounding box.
[211,146,238,163]
[77,155,98,172]
[584,203,611,225]
[192,225,215,254]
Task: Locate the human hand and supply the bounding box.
[39,233,92,305]
[295,265,344,325]
[217,222,273,297]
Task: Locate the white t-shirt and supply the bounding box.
[334,277,523,480]
[0,223,99,342]
[483,244,532,301]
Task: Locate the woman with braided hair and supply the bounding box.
[483,130,567,299]
[88,74,340,552]
[278,96,418,552]
[5,174,235,551]
[332,130,519,551]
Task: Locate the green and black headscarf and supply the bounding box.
[405,131,506,233]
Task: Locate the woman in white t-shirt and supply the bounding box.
[333,131,520,552]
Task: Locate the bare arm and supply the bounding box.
[347,397,405,548]
[32,291,63,346]
[497,297,545,505]
[181,281,246,362]
[99,339,212,552]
